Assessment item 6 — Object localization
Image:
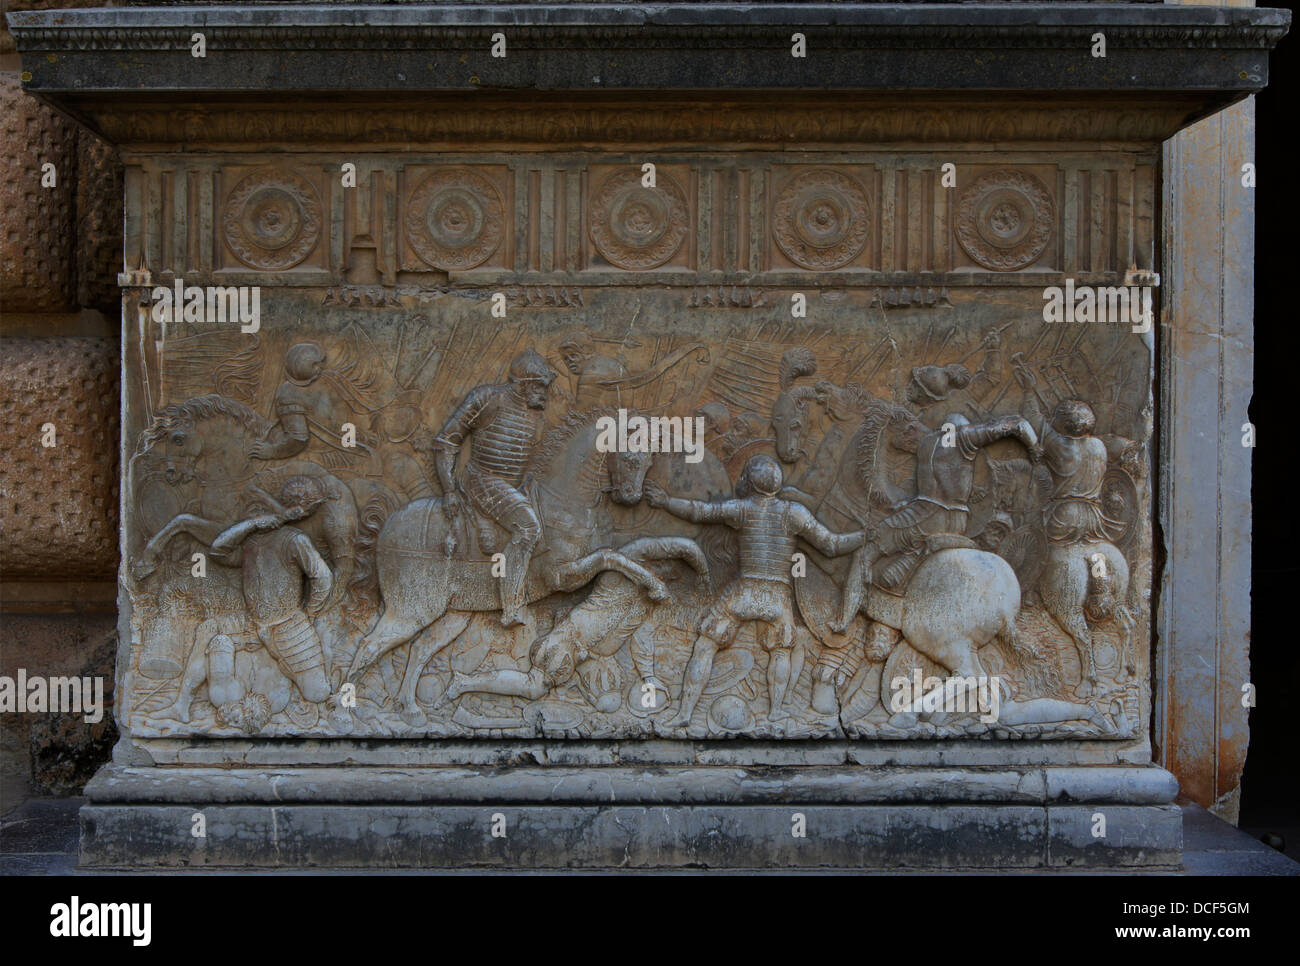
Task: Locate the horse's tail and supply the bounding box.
[995,615,1061,696]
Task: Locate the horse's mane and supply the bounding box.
[527,405,621,476]
[135,393,271,456]
[854,401,922,488]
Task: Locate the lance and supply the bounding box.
[929,325,956,364]
[844,333,892,383]
[956,321,1014,365]
[986,322,1053,410]
[863,338,900,386]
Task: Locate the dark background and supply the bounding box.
[1238,0,1298,840]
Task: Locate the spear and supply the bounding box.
[986,322,1053,410]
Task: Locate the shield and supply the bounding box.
[1100,467,1140,549]
[997,525,1048,594]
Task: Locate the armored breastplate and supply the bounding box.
[914,436,974,509]
[470,390,536,483]
[738,499,796,581]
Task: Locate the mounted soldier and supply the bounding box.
[433,349,556,626]
[832,410,1040,631]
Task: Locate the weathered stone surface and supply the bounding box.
[75,130,124,315]
[0,73,77,312]
[1047,804,1183,869]
[82,763,1180,806]
[1156,94,1256,824]
[0,337,120,578]
[11,1,1283,869]
[78,762,1183,869]
[0,613,117,803]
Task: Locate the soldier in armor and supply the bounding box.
[251,342,374,466]
[209,476,334,705]
[434,349,556,627]
[559,332,627,410]
[645,455,868,727]
[1016,368,1118,544]
[832,411,1039,631]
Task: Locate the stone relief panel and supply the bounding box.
[587,164,692,271]
[119,273,1154,742]
[770,166,874,271]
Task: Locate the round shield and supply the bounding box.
[1100,467,1140,550]
[997,525,1048,594]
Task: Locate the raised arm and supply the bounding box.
[212,514,283,555]
[958,415,1039,460]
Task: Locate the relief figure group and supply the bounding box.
[125,308,1146,740]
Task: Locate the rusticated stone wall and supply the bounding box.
[1,3,123,804]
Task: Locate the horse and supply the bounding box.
[783,389,1059,717]
[1038,538,1136,697]
[346,408,708,724]
[129,396,369,597]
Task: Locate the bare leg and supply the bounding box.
[553,549,668,600]
[156,632,221,722]
[666,635,719,728]
[396,611,473,722]
[132,514,233,579]
[445,667,548,702]
[767,647,793,720]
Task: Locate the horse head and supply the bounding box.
[605,445,652,506]
[770,385,818,463]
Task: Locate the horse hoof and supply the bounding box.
[1074,680,1094,699]
[648,583,670,602]
[399,704,427,728]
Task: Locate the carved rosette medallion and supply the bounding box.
[222,169,323,271]
[588,169,689,270]
[955,169,1054,271]
[406,168,505,270]
[772,168,870,270]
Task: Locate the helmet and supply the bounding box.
[508,349,556,385]
[284,342,326,382]
[1052,400,1096,438]
[909,364,971,402]
[743,454,783,496]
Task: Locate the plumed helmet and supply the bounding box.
[284,342,326,382]
[508,349,556,384]
[743,454,784,496]
[910,363,971,402]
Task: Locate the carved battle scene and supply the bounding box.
[117,157,1154,742]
